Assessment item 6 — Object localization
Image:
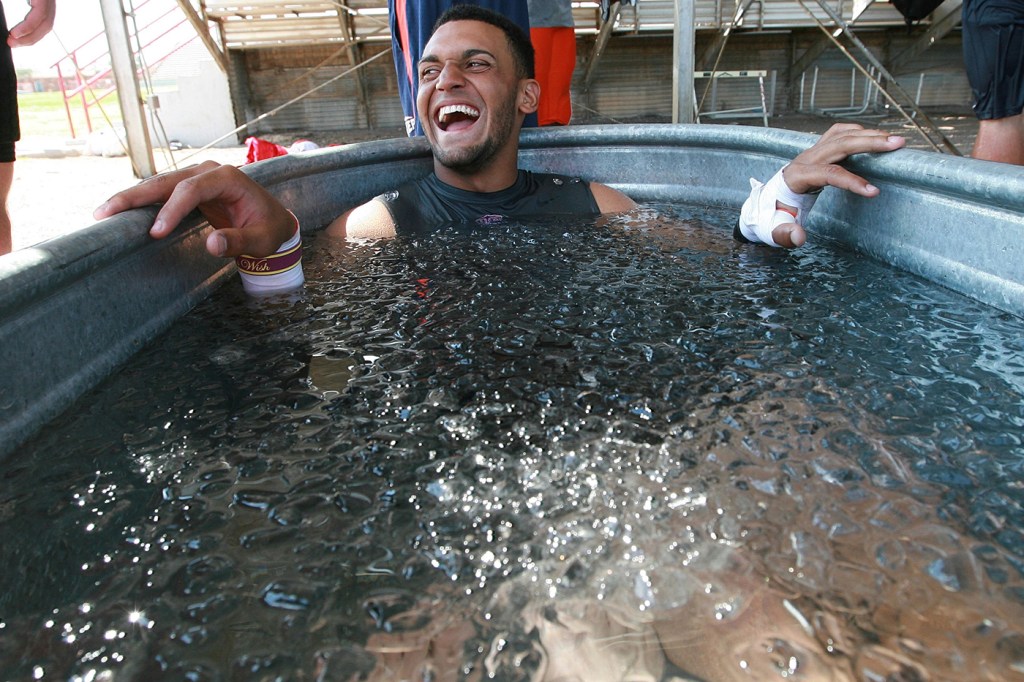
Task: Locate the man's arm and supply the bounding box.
[324,199,397,240]
[739,123,906,249]
[590,181,637,213]
[96,160,403,250]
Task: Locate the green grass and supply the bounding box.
[17,90,123,139]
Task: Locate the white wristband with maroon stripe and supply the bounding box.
[235,211,305,295]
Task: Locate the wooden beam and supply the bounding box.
[583,1,619,91]
[696,0,758,71]
[800,0,961,154]
[176,0,229,73]
[788,34,832,86]
[887,2,963,75]
[787,0,872,86]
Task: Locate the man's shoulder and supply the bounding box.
[519,170,594,194]
[516,169,601,214]
[519,170,636,214]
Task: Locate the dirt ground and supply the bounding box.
[8,140,248,251]
[6,111,980,253]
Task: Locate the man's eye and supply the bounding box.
[420,67,439,80]
[466,60,490,69]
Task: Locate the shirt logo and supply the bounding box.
[476,214,505,226]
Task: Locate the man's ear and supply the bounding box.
[518,79,540,114]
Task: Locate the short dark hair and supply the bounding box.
[433,4,535,79]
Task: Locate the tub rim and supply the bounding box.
[2,122,1022,461]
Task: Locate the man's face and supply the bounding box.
[416,20,526,176]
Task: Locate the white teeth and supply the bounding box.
[438,104,480,123]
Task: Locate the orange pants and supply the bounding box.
[530,27,576,126]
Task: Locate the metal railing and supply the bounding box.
[50,0,197,139]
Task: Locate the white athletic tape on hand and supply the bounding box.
[738,166,820,247]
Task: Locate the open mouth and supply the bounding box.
[437,104,480,132]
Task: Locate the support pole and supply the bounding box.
[673,0,696,123]
[100,0,156,178]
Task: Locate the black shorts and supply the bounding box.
[1,2,19,162]
[962,0,1024,120]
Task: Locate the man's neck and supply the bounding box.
[432,147,521,194]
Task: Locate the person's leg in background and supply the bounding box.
[388,0,425,137]
[973,115,1024,165]
[1,0,55,254]
[1,4,19,255]
[0,158,13,255]
[530,26,575,126]
[962,0,1024,165]
[527,0,575,126]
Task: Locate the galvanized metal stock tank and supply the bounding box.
[1,124,1022,459]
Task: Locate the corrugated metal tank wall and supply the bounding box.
[227,27,971,138]
[227,43,405,138]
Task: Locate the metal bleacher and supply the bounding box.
[198,0,919,50]
[191,0,962,151]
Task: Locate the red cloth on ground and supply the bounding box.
[244,137,289,164]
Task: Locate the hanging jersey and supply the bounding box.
[376,170,600,235]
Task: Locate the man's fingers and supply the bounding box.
[148,165,243,237]
[826,131,906,161]
[206,231,229,257]
[771,222,806,249]
[95,162,249,241]
[785,162,882,197]
[205,226,284,259]
[209,226,267,258]
[93,183,166,221]
[798,128,906,166]
[821,164,882,197]
[815,122,868,144]
[94,162,223,221]
[92,160,296,259]
[784,135,900,195]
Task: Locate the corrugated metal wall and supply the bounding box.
[228,25,970,138]
[573,28,969,123]
[229,43,405,137]
[787,29,971,113]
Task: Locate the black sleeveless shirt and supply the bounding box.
[376,170,601,235]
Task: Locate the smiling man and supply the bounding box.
[94,6,904,268]
[325,5,635,240]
